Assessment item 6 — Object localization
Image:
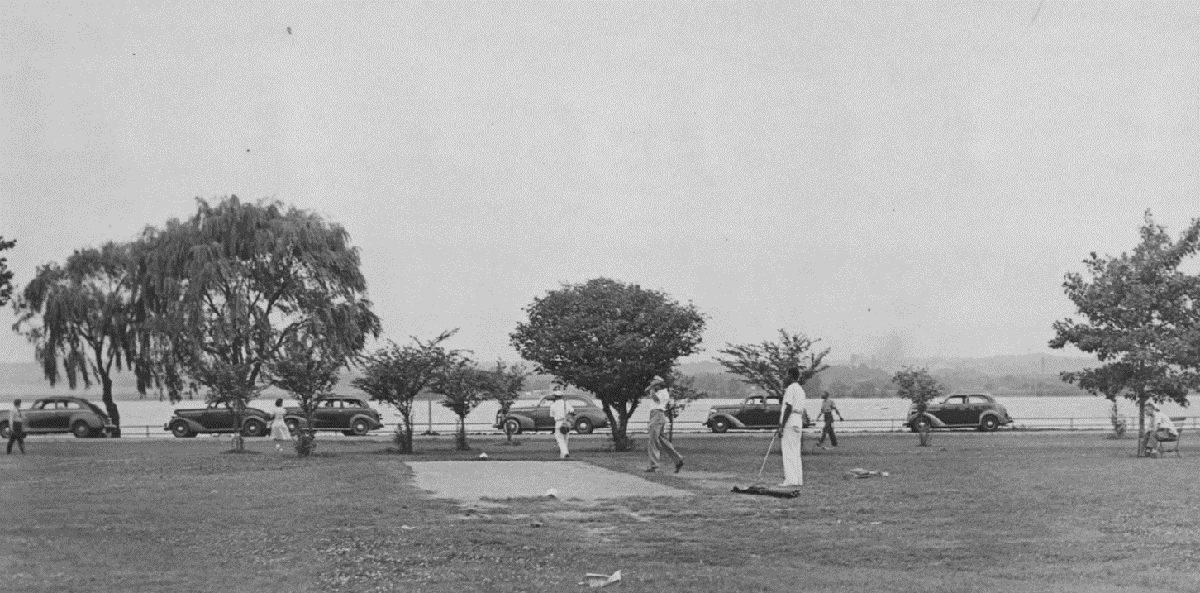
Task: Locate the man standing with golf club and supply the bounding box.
[775,367,806,486]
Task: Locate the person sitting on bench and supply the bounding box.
[1143,402,1178,457]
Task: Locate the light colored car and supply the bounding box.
[907,393,1013,432]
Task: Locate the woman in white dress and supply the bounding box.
[271,398,293,451]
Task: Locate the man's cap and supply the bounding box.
[650,375,666,386]
[1146,401,1159,410]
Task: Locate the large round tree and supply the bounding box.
[511,278,706,451]
[136,196,380,450]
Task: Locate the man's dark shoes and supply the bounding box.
[674,460,684,474]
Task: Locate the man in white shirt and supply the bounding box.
[775,368,806,486]
[1143,401,1179,457]
[549,389,576,460]
[645,375,684,473]
[7,398,26,455]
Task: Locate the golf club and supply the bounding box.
[755,429,779,485]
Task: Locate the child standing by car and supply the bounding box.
[549,389,575,459]
[6,399,25,454]
[271,399,293,452]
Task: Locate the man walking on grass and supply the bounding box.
[549,389,575,460]
[645,375,684,473]
[816,391,844,448]
[7,399,26,454]
[775,368,805,486]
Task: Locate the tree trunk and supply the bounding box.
[614,409,634,452]
[455,415,469,451]
[1137,396,1147,457]
[101,375,121,438]
[398,412,414,454]
[231,407,245,452]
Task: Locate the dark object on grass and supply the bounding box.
[732,485,800,499]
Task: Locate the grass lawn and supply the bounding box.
[2,431,1199,592]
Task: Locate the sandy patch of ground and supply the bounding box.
[406,460,693,503]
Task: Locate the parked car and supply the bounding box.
[907,393,1014,432]
[283,397,385,436]
[495,395,609,435]
[0,396,116,438]
[164,402,272,438]
[705,395,814,433]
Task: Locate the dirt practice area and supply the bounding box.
[407,460,691,502]
[4,431,1200,592]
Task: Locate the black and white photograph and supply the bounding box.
[2,2,1199,591]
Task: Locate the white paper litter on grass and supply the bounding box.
[580,570,621,588]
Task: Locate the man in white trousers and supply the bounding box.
[549,389,575,459]
[775,367,806,486]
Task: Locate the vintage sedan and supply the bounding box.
[164,402,273,438]
[705,395,813,433]
[495,395,609,435]
[0,396,116,438]
[283,397,385,436]
[907,393,1014,432]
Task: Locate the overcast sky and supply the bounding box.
[2,2,1198,366]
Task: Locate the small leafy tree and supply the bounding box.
[716,330,831,401]
[665,369,707,441]
[265,335,344,456]
[431,356,496,451]
[0,236,14,306]
[1049,211,1200,456]
[12,243,140,436]
[490,361,527,445]
[892,366,943,446]
[511,278,706,451]
[352,330,459,453]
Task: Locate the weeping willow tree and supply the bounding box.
[12,242,140,436]
[136,196,380,451]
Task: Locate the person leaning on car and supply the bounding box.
[7,399,26,455]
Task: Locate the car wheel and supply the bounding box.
[242,419,266,437]
[72,421,94,439]
[503,418,522,435]
[980,416,999,432]
[0,424,9,439]
[710,417,730,433]
[170,421,193,438]
[913,417,932,432]
[285,419,301,436]
[351,418,371,436]
[574,417,594,435]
